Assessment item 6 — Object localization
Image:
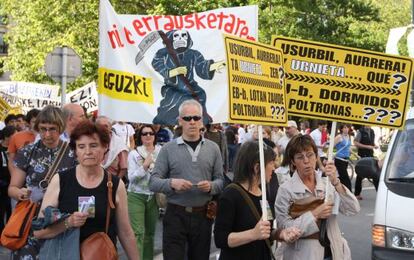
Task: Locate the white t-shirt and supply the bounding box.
[112,123,135,147]
[310,128,324,157]
[238,127,246,144]
[276,135,290,153]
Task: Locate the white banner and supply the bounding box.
[98,0,258,124]
[0,81,59,99]
[0,91,61,113]
[386,26,407,55]
[1,82,98,114]
[66,82,98,113]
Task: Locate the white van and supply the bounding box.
[372,107,414,259]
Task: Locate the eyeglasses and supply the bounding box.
[141,132,155,136]
[181,115,202,122]
[39,126,58,134]
[294,152,315,161]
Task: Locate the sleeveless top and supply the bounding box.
[335,135,351,159]
[58,168,120,245]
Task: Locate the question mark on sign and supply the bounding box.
[275,106,281,118]
[392,74,407,90]
[270,106,276,117]
[278,67,285,85]
[280,107,286,116]
[376,109,388,122]
[390,111,402,124]
[363,107,375,120]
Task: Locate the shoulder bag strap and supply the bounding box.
[105,171,115,234]
[228,183,276,260]
[39,141,69,190]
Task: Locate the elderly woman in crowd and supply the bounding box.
[275,134,360,260]
[128,124,161,260]
[214,141,301,260]
[34,120,139,259]
[8,106,77,259]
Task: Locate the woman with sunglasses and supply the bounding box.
[127,124,161,260]
[275,135,359,260]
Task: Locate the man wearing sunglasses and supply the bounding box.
[150,99,224,260]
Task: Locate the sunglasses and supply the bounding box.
[181,116,202,122]
[141,132,155,136]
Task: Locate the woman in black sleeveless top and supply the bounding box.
[34,121,139,259]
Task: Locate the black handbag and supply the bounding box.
[318,219,330,247]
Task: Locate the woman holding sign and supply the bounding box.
[214,141,301,260]
[275,135,359,260]
[34,121,139,259]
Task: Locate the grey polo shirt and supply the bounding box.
[149,136,224,207]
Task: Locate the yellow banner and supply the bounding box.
[0,96,11,121]
[97,68,154,104]
[272,36,413,129]
[225,35,287,126]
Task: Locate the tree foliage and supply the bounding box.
[0,0,411,89]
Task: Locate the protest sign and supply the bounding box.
[0,91,61,113]
[272,36,413,128]
[0,81,59,99]
[225,35,287,126]
[0,96,11,121]
[98,0,258,124]
[66,82,98,113]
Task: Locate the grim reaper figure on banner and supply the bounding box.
[151,30,226,125]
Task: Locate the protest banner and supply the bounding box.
[66,82,98,113]
[0,81,59,100]
[0,91,61,113]
[224,35,287,126]
[98,0,258,124]
[272,36,413,129]
[0,96,11,121]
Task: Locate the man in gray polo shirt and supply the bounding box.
[149,99,224,260]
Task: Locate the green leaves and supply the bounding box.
[0,0,411,90]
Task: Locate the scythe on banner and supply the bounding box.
[135,30,213,123]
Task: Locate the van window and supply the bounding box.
[388,123,414,179]
[385,119,414,197]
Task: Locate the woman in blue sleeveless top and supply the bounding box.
[334,124,352,191]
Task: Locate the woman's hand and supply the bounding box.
[68,212,89,228]
[280,226,302,243]
[311,202,334,220]
[17,187,31,201]
[142,154,153,171]
[324,161,338,185]
[252,220,271,240]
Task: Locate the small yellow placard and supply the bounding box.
[0,96,11,121]
[97,67,154,104]
[225,35,287,126]
[272,36,413,129]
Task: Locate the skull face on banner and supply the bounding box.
[172,30,189,52]
[150,29,225,125]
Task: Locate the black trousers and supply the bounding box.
[334,158,352,191]
[354,174,379,195]
[163,204,213,260]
